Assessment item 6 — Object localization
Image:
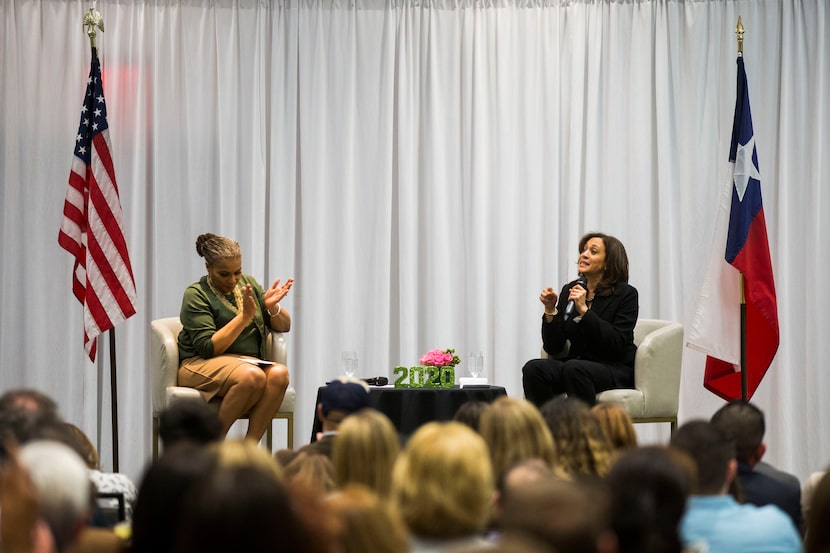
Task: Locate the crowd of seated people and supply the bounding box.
[5,386,830,553]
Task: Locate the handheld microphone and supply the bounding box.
[564,274,588,321]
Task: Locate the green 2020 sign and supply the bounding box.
[392,366,455,388]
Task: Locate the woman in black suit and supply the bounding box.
[522,232,638,407]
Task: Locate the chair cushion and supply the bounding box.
[166,386,203,404]
[166,385,296,414]
[595,388,646,418]
[278,386,296,413]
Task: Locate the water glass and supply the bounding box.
[467,352,484,378]
[341,351,358,378]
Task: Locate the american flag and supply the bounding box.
[58,48,137,361]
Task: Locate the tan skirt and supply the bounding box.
[178,355,259,402]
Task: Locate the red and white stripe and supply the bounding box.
[59,128,137,361]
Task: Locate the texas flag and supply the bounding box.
[686,55,779,401]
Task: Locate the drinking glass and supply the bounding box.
[341,351,358,378]
[467,352,484,378]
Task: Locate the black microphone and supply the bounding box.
[564,274,587,321]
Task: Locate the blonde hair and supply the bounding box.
[327,484,409,553]
[284,452,336,494]
[332,409,399,499]
[392,421,493,539]
[479,397,557,482]
[212,439,284,483]
[591,403,638,452]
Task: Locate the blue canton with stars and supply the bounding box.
[74,50,109,165]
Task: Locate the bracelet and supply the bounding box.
[267,304,282,318]
[544,308,557,317]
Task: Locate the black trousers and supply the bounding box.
[521,357,617,407]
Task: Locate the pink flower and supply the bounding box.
[420,349,454,367]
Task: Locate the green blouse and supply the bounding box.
[177,274,270,362]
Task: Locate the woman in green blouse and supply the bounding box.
[177,233,294,440]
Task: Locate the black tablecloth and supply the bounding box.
[310,385,508,442]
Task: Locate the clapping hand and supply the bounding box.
[241,284,257,322]
[264,277,294,314]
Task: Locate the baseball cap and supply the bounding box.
[321,376,371,417]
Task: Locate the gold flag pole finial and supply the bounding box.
[736,16,744,56]
[83,6,104,50]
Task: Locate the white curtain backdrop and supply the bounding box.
[1,0,828,483]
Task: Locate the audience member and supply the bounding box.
[0,389,60,420]
[327,484,409,553]
[0,392,126,553]
[605,445,696,553]
[670,420,801,553]
[456,535,555,553]
[276,377,371,465]
[491,458,558,533]
[392,421,493,552]
[282,452,336,494]
[174,464,330,553]
[590,403,637,453]
[62,423,138,525]
[18,440,91,553]
[497,476,617,553]
[0,439,56,553]
[804,469,830,553]
[479,397,558,483]
[756,459,803,491]
[157,401,222,449]
[802,468,826,538]
[0,389,63,454]
[710,400,802,531]
[212,438,283,482]
[129,443,218,553]
[453,400,488,432]
[332,408,399,498]
[540,396,614,478]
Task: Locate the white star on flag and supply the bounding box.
[732,135,761,201]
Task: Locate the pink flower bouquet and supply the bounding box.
[419,348,460,368]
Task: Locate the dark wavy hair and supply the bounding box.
[578,232,629,296]
[539,396,614,478]
[606,446,696,553]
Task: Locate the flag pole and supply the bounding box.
[735,17,749,401]
[83,4,120,472]
[736,16,744,56]
[740,274,748,401]
[109,332,120,472]
[83,5,103,50]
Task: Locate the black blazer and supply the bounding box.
[542,281,639,385]
[738,462,802,531]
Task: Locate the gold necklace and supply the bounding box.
[207,276,244,314]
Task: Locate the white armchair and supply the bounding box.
[542,318,683,432]
[150,317,295,458]
[595,319,683,432]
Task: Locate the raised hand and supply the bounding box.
[567,283,589,314]
[241,284,257,322]
[539,287,558,313]
[264,277,294,315]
